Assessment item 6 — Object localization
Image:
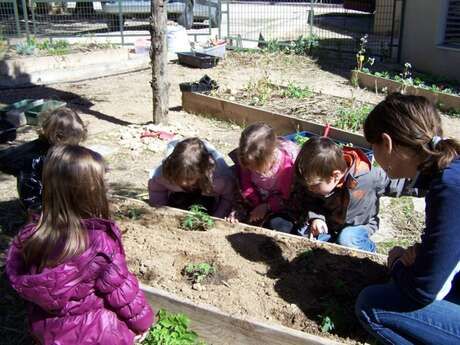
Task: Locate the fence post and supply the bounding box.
[118,0,124,45]
[309,0,314,38]
[31,0,37,35]
[397,0,406,63]
[226,0,229,42]
[13,0,21,35]
[21,0,30,43]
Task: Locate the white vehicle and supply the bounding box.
[101,0,221,31]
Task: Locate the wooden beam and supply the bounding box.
[141,284,343,345]
[182,92,370,148]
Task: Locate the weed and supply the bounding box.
[184,262,215,284]
[355,34,374,71]
[318,299,349,334]
[142,309,206,345]
[262,35,319,56]
[244,73,276,106]
[282,82,313,99]
[181,205,214,231]
[334,103,372,132]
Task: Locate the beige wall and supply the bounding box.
[401,0,460,82]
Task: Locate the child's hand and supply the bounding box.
[225,210,239,224]
[310,219,328,237]
[249,203,269,223]
[387,246,406,268]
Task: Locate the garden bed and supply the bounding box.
[351,70,460,113]
[116,201,387,345]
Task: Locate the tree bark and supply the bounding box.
[150,0,169,124]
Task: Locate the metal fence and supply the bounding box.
[0,0,404,60]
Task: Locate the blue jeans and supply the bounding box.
[266,216,293,234]
[355,282,460,345]
[298,224,376,252]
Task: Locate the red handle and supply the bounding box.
[323,123,331,138]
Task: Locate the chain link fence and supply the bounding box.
[1,0,403,60]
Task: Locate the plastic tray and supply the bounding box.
[284,130,374,161]
[177,52,219,69]
[25,100,66,125]
[0,119,17,143]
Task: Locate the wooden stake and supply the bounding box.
[150,0,169,124]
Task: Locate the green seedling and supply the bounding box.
[320,315,335,333]
[142,309,206,345]
[36,39,70,55]
[282,82,313,99]
[16,41,37,55]
[184,262,215,284]
[181,205,214,231]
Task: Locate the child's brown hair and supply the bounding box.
[163,138,216,194]
[295,137,347,185]
[238,123,278,171]
[23,145,109,271]
[39,107,87,145]
[364,93,460,174]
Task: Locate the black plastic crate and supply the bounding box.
[0,119,17,143]
[177,52,219,69]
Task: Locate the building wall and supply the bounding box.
[401,0,460,82]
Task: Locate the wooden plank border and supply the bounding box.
[141,284,343,345]
[351,70,460,112]
[181,91,371,149]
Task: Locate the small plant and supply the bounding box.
[36,39,70,55]
[244,73,276,106]
[334,103,372,132]
[286,34,319,55]
[181,205,214,231]
[355,34,374,71]
[142,309,206,345]
[320,315,335,333]
[282,82,313,99]
[184,262,215,284]
[16,40,37,55]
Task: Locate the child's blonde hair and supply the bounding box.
[39,107,87,145]
[238,123,278,171]
[163,138,216,194]
[295,137,347,185]
[364,93,460,174]
[23,145,108,271]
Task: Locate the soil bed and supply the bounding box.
[116,201,388,345]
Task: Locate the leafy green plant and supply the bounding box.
[282,82,313,99]
[334,104,372,132]
[184,262,215,284]
[181,205,214,231]
[244,73,276,106]
[320,315,335,333]
[286,34,319,55]
[36,39,70,55]
[16,40,37,55]
[142,309,206,345]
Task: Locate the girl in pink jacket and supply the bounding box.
[6,145,154,345]
[228,123,299,233]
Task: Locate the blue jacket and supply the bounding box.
[392,158,460,306]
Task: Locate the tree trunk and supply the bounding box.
[150,0,169,124]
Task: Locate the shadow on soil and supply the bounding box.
[0,61,135,127]
[227,232,388,342]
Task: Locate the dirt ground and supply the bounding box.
[0,50,459,344]
[117,202,387,345]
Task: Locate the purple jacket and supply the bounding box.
[6,218,154,345]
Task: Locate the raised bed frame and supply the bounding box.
[139,206,385,345]
[139,87,387,343]
[181,91,371,149]
[351,70,460,112]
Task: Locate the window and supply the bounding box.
[445,0,460,47]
